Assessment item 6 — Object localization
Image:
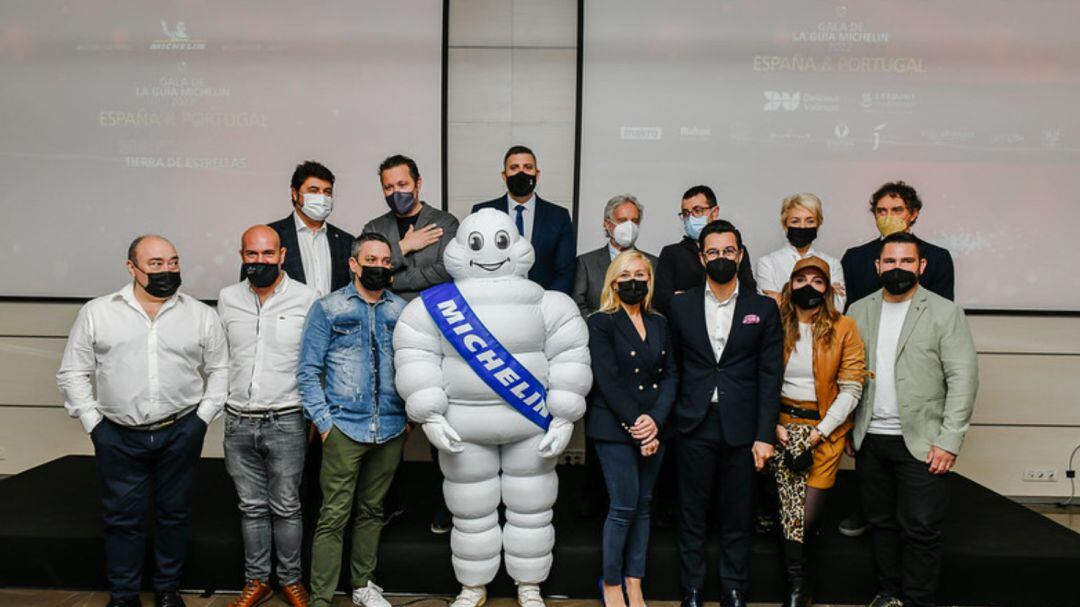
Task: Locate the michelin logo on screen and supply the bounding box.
[152,20,206,50]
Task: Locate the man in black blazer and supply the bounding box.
[471,145,576,294]
[654,185,756,312]
[841,180,954,309]
[667,220,783,607]
[266,160,354,296]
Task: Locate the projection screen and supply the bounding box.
[0,1,443,299]
[579,1,1079,311]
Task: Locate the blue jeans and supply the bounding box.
[595,440,666,585]
[224,410,307,585]
[91,410,207,599]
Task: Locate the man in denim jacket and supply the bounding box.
[297,233,407,607]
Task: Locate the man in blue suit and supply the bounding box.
[471,145,577,294]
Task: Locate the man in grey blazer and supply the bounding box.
[572,194,658,316]
[847,232,978,607]
[363,154,459,535]
[363,155,459,302]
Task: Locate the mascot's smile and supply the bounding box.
[470,258,509,272]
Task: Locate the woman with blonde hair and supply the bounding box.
[755,193,847,309]
[770,256,866,607]
[586,250,677,607]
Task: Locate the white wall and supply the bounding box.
[2,1,1077,499]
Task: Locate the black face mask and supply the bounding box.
[141,270,181,298]
[786,226,818,249]
[791,284,825,310]
[385,190,416,216]
[505,171,536,198]
[705,257,738,284]
[616,279,649,305]
[358,265,393,291]
[880,268,918,295]
[242,262,280,288]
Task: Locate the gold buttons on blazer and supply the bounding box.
[634,368,640,373]
[630,350,636,356]
[638,385,644,391]
[652,383,658,389]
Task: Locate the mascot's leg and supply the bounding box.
[441,441,502,588]
[500,432,558,585]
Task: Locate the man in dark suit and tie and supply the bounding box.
[654,185,757,313]
[267,160,354,297]
[572,193,658,316]
[841,180,954,308]
[471,145,576,294]
[667,220,783,607]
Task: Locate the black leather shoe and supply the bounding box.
[106,597,142,607]
[154,590,186,607]
[720,588,747,607]
[839,512,871,537]
[680,587,702,607]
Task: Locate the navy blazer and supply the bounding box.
[472,195,576,294]
[266,214,355,292]
[586,309,678,443]
[840,235,954,310]
[667,285,783,446]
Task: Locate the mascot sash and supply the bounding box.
[421,282,551,430]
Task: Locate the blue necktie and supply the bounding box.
[514,204,526,237]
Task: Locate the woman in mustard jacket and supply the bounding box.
[771,256,867,607]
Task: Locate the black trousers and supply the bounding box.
[91,411,207,598]
[856,434,951,607]
[677,407,755,593]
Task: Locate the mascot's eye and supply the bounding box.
[495,230,510,250]
[468,231,484,251]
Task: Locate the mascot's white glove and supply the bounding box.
[422,413,464,454]
[537,417,574,459]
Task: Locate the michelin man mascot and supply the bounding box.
[394,209,591,607]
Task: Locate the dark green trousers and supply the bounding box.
[309,427,405,606]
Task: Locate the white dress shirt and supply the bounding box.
[293,210,332,297]
[755,244,846,309]
[217,273,319,413]
[57,283,229,433]
[507,193,536,242]
[704,282,739,402]
[868,299,912,435]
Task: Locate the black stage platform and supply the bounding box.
[1,456,1078,606]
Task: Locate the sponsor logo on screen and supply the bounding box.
[620,127,662,141]
[152,20,206,51]
[763,91,839,112]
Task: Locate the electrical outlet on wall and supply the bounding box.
[1022,468,1057,482]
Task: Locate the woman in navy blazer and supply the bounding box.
[586,250,678,607]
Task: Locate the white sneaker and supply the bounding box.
[352,581,391,607]
[450,585,487,607]
[516,583,545,607]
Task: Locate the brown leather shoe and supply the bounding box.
[280,582,310,607]
[227,579,272,607]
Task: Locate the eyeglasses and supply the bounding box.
[702,247,739,261]
[677,205,711,220]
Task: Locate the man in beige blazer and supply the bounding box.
[847,232,978,607]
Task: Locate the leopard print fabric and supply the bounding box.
[769,422,815,543]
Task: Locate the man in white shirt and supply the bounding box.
[267,161,355,297]
[57,235,228,607]
[217,226,318,607]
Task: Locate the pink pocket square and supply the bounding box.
[742,314,761,325]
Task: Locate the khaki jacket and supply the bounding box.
[847,287,979,460]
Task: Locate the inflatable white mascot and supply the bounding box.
[394,209,591,607]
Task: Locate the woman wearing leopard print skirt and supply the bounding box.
[770,256,867,607]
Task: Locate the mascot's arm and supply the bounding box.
[393,298,463,453]
[537,291,592,458]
